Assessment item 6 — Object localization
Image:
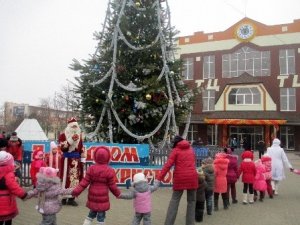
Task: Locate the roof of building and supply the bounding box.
[15,119,48,141]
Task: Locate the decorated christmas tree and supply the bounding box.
[71,0,197,146]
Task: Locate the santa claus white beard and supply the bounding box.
[65,126,81,152]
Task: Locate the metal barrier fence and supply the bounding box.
[20,145,226,187]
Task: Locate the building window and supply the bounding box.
[187,124,198,142]
[228,87,261,105]
[203,55,215,79]
[182,58,194,80]
[222,47,270,77]
[207,125,216,145]
[279,49,295,75]
[203,90,215,111]
[280,88,296,111]
[280,126,295,150]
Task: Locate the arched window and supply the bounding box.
[222,47,270,77]
[229,87,260,105]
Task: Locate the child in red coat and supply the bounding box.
[238,150,256,204]
[30,149,47,187]
[0,151,27,224]
[72,146,121,225]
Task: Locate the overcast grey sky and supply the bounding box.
[1,0,299,106]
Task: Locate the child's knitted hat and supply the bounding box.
[39,167,59,178]
[224,147,232,154]
[133,172,147,184]
[241,150,254,160]
[197,167,204,175]
[0,151,14,166]
[202,157,213,165]
[261,153,271,162]
[50,141,57,151]
[33,150,44,160]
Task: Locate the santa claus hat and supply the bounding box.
[0,151,14,166]
[33,150,44,159]
[39,167,59,178]
[50,141,57,150]
[67,117,77,124]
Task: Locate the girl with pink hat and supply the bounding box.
[27,166,73,225]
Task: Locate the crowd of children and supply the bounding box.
[194,137,295,224]
[0,136,298,225]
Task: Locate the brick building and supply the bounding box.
[178,18,300,151]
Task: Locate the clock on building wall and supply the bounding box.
[235,23,256,42]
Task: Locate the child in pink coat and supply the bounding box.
[261,153,273,198]
[213,152,229,211]
[253,159,267,202]
[119,173,160,225]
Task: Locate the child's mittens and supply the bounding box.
[65,188,74,196]
[293,169,300,175]
[154,180,161,187]
[26,190,35,199]
[35,205,44,213]
[118,193,123,199]
[72,188,79,197]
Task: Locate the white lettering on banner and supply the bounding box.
[292,75,300,87]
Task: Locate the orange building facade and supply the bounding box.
[178,18,300,151]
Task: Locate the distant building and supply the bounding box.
[3,102,78,139]
[178,18,300,151]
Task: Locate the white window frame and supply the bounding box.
[202,90,215,111]
[203,55,215,79]
[229,87,261,105]
[279,49,295,75]
[280,88,296,111]
[187,124,198,142]
[207,125,217,145]
[222,47,270,77]
[182,58,194,80]
[279,126,295,150]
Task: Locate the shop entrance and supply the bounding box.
[229,126,264,150]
